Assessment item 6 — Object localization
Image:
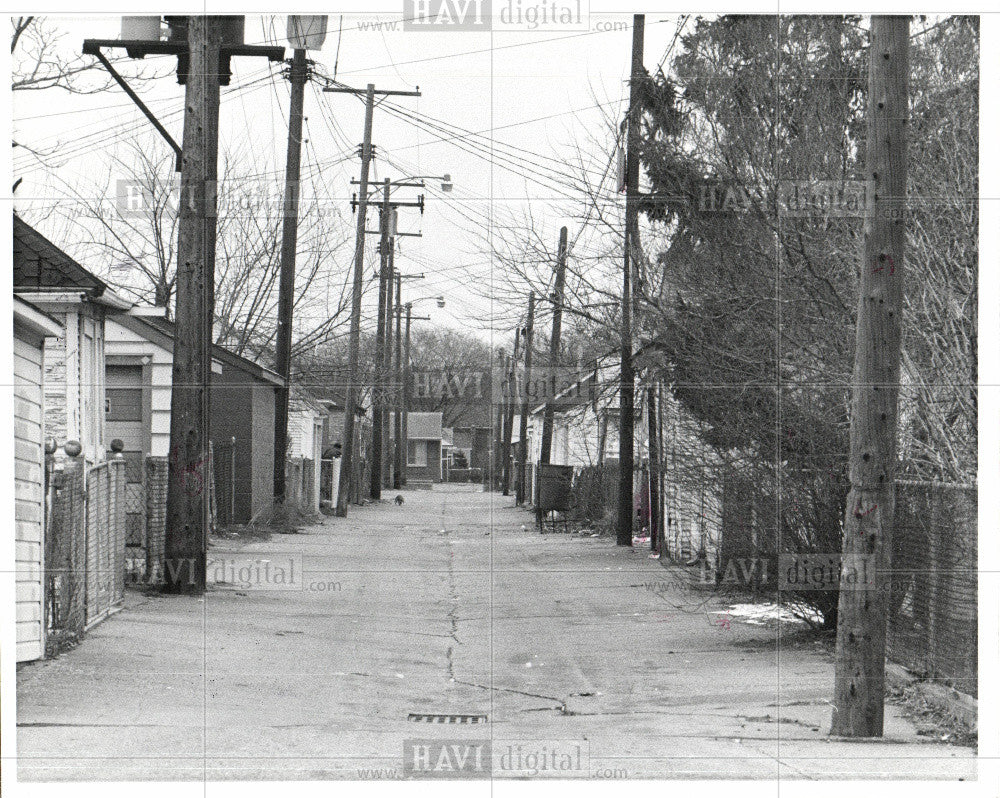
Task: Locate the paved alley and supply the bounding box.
[17,485,975,781]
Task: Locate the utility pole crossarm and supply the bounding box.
[352,179,426,188]
[323,87,421,97]
[82,38,284,61]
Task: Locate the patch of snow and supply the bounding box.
[717,602,822,626]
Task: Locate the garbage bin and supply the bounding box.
[536,463,574,513]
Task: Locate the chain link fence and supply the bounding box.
[889,480,977,695]
[561,449,977,696]
[45,457,126,651]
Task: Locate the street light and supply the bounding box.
[412,294,446,308]
[399,174,453,192]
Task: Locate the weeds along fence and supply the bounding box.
[564,426,978,693]
[666,465,977,695]
[568,463,620,527]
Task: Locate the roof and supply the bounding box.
[13,295,63,339]
[289,386,327,414]
[113,313,283,387]
[13,215,128,308]
[298,382,347,411]
[529,370,599,416]
[401,411,443,440]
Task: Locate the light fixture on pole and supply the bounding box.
[398,174,453,192]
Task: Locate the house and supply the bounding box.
[13,215,131,466]
[390,412,444,483]
[104,309,282,527]
[520,369,610,472]
[14,215,131,647]
[409,368,492,475]
[13,297,63,662]
[285,388,326,514]
[516,362,724,564]
[306,385,372,505]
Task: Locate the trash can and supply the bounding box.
[536,464,574,513]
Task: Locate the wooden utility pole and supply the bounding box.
[539,226,568,466]
[646,383,661,552]
[516,292,535,505]
[402,302,412,486]
[333,83,374,516]
[382,239,396,488]
[325,83,420,516]
[831,15,909,738]
[371,178,392,501]
[163,16,222,593]
[273,47,308,504]
[501,329,519,495]
[618,15,644,547]
[494,349,507,490]
[86,18,283,593]
[393,272,403,488]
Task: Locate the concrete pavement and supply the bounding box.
[16,484,976,781]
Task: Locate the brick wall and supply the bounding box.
[145,456,168,580]
[43,332,68,465]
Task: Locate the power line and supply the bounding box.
[335,19,672,77]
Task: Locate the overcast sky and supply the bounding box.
[11,8,685,348]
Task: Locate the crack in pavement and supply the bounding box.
[450,677,568,714]
[444,529,461,683]
[438,509,569,716]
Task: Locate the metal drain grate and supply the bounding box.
[407,713,488,724]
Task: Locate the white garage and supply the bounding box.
[14,296,62,662]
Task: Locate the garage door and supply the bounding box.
[105,364,147,577]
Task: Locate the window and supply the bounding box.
[407,440,427,467]
[106,388,143,421]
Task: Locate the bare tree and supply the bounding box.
[11,16,167,180]
[11,16,162,94]
[61,136,356,365]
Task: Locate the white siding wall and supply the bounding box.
[287,411,307,459]
[527,405,605,468]
[33,302,108,465]
[14,328,46,661]
[288,409,323,461]
[311,419,324,512]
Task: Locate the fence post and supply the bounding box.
[229,436,236,522]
